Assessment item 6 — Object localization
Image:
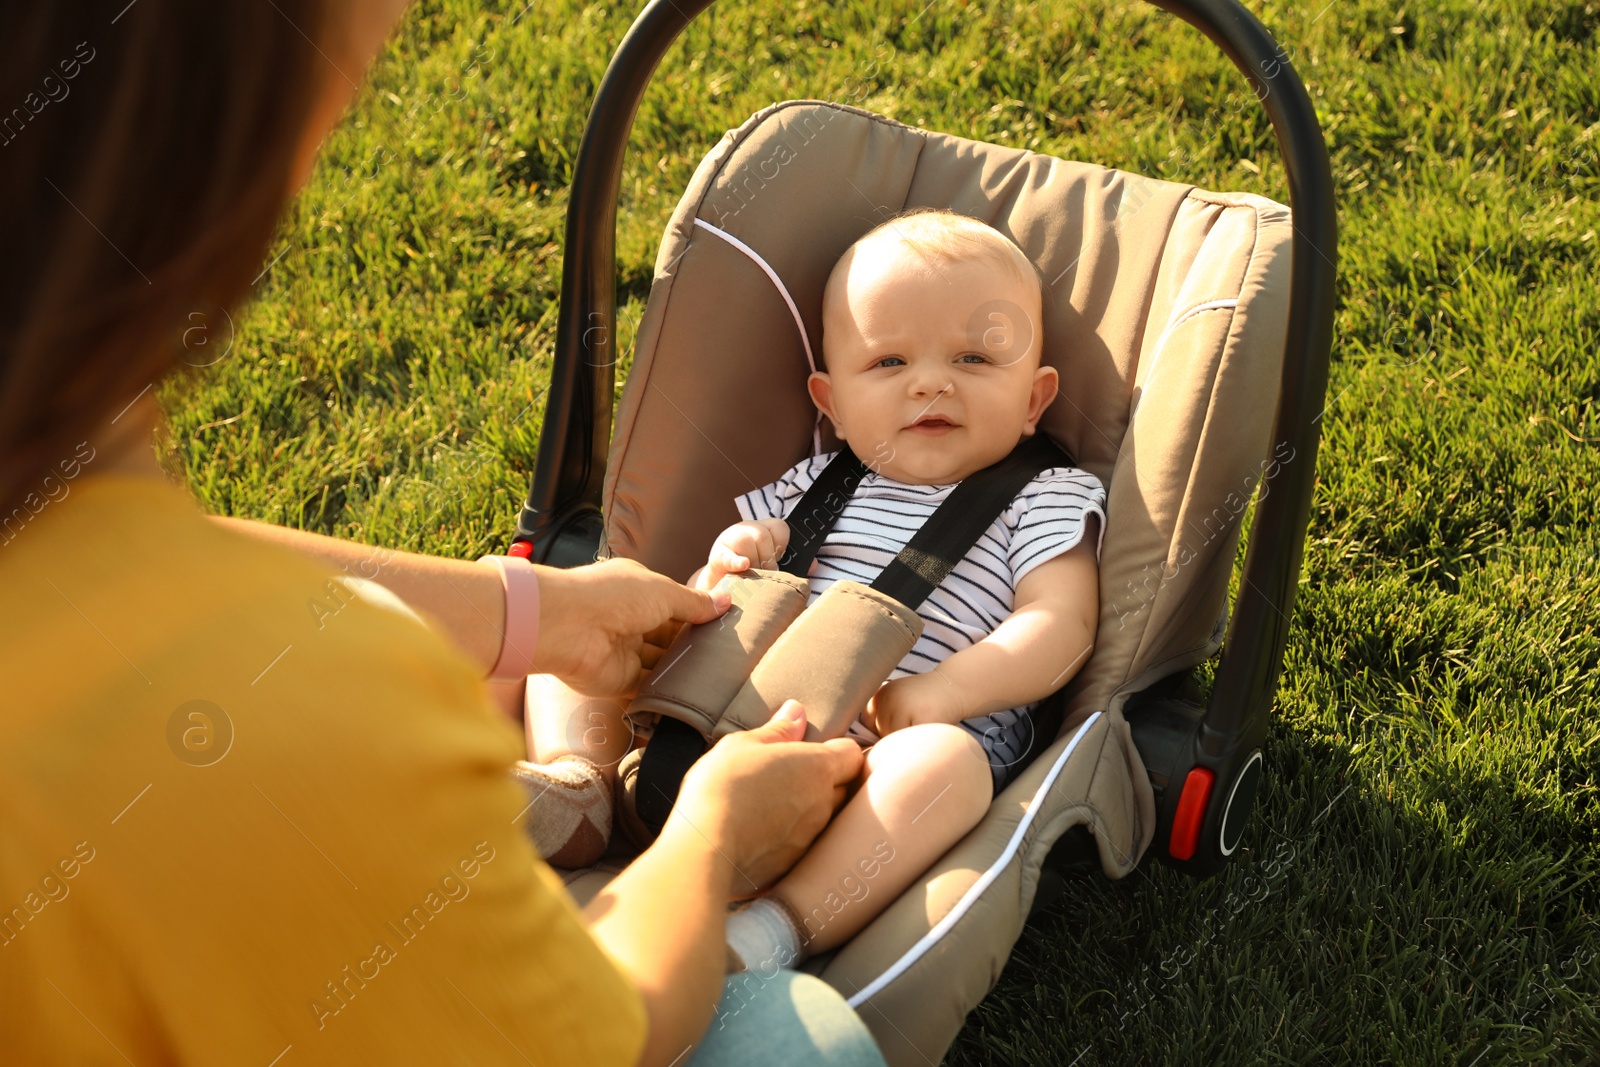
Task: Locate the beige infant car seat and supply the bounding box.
[504,2,1336,1062]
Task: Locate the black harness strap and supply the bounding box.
[634,434,1076,835]
[870,434,1072,610]
[776,446,869,578]
[634,716,707,832]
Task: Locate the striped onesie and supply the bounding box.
[735,449,1106,795]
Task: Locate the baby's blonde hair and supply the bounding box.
[827,208,1041,301]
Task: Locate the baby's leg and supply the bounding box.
[524,674,635,787]
[517,674,637,868]
[764,723,992,957]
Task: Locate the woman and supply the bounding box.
[0,2,884,1064]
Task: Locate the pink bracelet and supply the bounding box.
[477,554,541,680]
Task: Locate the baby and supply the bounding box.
[522,209,1105,972]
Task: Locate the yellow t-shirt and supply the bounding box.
[0,474,646,1065]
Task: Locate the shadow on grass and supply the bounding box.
[944,727,1599,1066]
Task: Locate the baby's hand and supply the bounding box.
[861,672,968,735]
[703,518,790,590]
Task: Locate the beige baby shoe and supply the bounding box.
[511,755,612,869]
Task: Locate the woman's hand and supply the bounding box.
[530,558,731,698]
[860,671,970,736]
[668,700,864,897]
[583,701,862,1065]
[697,518,791,591]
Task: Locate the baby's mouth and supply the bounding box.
[905,415,958,433]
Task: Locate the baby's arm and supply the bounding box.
[686,517,791,591]
[863,533,1099,735]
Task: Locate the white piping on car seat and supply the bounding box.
[1130,298,1239,420]
[844,711,1103,1008]
[693,217,825,456]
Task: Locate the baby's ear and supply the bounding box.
[1023,364,1059,432]
[807,372,844,438]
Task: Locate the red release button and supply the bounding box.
[1168,766,1216,861]
[507,541,535,561]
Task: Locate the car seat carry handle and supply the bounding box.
[514,0,1337,888]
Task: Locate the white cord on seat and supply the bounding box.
[693,217,824,456]
[845,710,1104,1007]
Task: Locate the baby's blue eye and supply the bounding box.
[873,356,905,368]
[958,353,989,364]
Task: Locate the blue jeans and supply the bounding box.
[685,969,887,1067]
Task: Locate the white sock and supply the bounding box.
[725,897,802,972]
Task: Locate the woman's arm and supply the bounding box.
[582,702,864,1067]
[863,539,1099,733]
[581,820,738,1067]
[212,517,729,696]
[213,516,509,672]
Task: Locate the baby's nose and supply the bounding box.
[908,367,953,396]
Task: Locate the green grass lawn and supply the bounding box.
[158,0,1599,1060]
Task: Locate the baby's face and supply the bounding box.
[811,239,1057,485]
